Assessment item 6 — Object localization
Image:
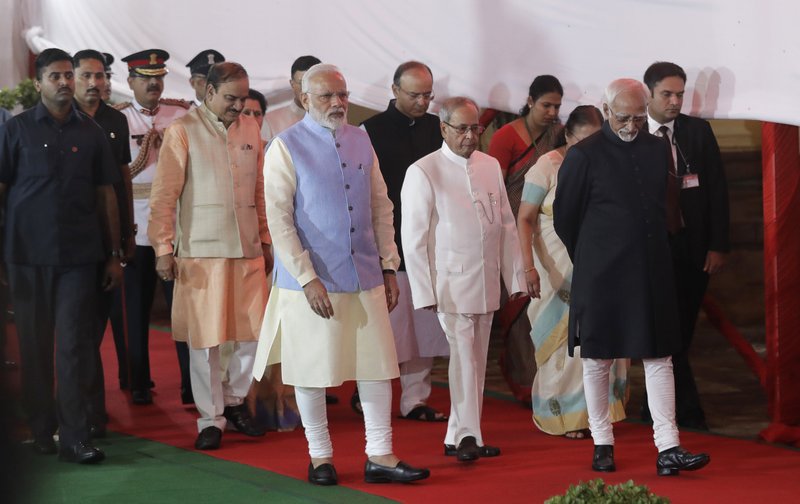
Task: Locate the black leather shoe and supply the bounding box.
[181,387,194,405]
[456,436,480,462]
[132,389,153,405]
[592,444,615,472]
[195,426,222,450]
[656,446,710,476]
[364,459,430,483]
[89,424,107,439]
[223,404,266,436]
[32,436,57,455]
[444,443,501,457]
[59,442,105,464]
[308,462,338,486]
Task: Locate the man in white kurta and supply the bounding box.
[148,62,271,451]
[252,64,429,486]
[402,97,526,462]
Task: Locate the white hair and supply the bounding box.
[603,78,649,107]
[438,96,479,123]
[301,63,344,92]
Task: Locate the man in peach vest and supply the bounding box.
[148,62,272,450]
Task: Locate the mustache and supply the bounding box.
[146,85,161,92]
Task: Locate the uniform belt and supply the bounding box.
[132,183,152,200]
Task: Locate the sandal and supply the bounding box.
[400,404,448,422]
[564,428,591,440]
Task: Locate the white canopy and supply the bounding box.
[3,0,799,125]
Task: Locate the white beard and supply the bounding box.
[310,106,346,130]
[616,127,639,142]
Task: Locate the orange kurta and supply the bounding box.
[148,104,270,348]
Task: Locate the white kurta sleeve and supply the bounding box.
[400,164,437,309]
[263,138,317,287]
[496,165,526,296]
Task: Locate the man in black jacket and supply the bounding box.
[360,61,449,424]
[643,61,730,431]
[554,78,710,476]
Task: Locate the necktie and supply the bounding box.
[658,125,682,234]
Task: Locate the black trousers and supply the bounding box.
[669,232,710,425]
[122,246,190,393]
[86,269,128,428]
[8,263,97,447]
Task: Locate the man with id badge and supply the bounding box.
[643,62,730,431]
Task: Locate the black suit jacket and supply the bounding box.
[672,113,730,268]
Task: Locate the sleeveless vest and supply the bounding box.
[174,105,263,258]
[272,114,384,292]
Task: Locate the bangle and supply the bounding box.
[524,266,537,273]
[382,269,396,275]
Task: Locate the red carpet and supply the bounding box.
[103,329,800,503]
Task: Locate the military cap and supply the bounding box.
[186,50,225,77]
[102,52,114,73]
[122,49,170,77]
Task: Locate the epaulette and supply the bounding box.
[159,98,193,110]
[112,101,132,111]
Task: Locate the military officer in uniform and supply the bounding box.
[116,49,193,405]
[101,52,114,102]
[186,50,225,107]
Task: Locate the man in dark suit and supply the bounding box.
[643,62,730,430]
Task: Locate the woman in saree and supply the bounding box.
[518,105,628,438]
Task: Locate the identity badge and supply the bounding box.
[682,173,700,189]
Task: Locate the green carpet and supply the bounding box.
[22,433,394,504]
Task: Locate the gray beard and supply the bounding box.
[616,128,639,142]
[310,108,346,130]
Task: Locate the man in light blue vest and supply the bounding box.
[253,64,430,486]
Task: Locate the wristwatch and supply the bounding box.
[110,249,125,258]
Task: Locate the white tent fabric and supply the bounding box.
[9,0,800,125]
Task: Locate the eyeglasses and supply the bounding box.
[397,87,434,102]
[607,107,647,126]
[306,91,350,103]
[443,121,485,135]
